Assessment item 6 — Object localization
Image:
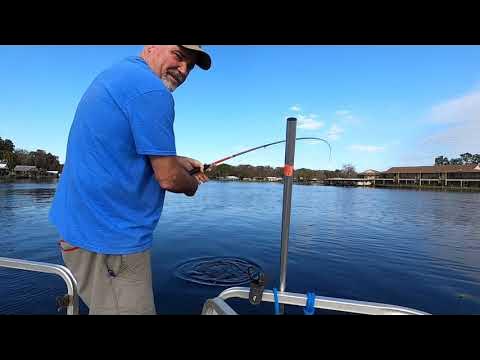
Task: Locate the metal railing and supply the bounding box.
[0,256,429,315]
[201,287,430,315]
[202,298,238,315]
[0,257,79,315]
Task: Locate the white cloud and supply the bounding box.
[327,124,344,141]
[424,89,480,154]
[349,144,385,153]
[290,105,301,112]
[430,90,480,124]
[397,89,480,166]
[297,115,324,130]
[308,113,318,118]
[335,109,361,125]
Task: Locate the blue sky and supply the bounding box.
[0,45,479,172]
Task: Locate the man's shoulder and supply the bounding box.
[99,56,171,101]
[94,56,172,105]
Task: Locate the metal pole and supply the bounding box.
[278,118,297,313]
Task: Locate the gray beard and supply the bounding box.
[160,77,177,92]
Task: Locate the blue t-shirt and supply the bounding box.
[49,56,176,254]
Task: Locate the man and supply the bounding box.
[49,45,212,315]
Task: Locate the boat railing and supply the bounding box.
[0,256,429,315]
[0,256,79,315]
[201,286,430,315]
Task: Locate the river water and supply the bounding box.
[1,180,479,314]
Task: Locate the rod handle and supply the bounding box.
[189,163,210,175]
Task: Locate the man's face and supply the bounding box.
[144,45,197,92]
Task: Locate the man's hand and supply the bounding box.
[149,156,199,196]
[177,156,209,184]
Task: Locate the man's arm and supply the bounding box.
[149,156,199,196]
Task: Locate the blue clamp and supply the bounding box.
[273,288,280,315]
[304,292,316,315]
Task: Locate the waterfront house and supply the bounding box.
[358,169,381,180]
[326,164,480,189]
[265,177,282,182]
[324,177,372,186]
[375,164,480,188]
[13,165,38,178]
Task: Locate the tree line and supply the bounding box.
[0,137,62,171]
[1,135,363,179]
[434,153,480,166]
[207,163,357,181]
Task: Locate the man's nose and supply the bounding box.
[178,62,189,77]
[178,61,190,78]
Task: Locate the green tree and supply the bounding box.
[341,164,357,178]
[236,164,256,179]
[46,152,60,170]
[450,158,463,165]
[14,149,31,167]
[273,167,283,178]
[460,152,473,164]
[1,137,62,172]
[435,153,480,166]
[0,138,15,166]
[296,168,318,181]
[434,156,450,165]
[209,163,234,178]
[3,139,14,152]
[31,149,47,169]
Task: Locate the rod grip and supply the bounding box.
[189,163,210,175]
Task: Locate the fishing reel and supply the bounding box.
[248,270,266,305]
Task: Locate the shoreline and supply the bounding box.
[211,179,480,192]
[2,177,479,192]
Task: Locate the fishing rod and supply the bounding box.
[189,137,332,175]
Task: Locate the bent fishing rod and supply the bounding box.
[189,137,332,175]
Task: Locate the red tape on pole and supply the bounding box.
[284,164,294,177]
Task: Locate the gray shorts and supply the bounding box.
[59,240,156,315]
